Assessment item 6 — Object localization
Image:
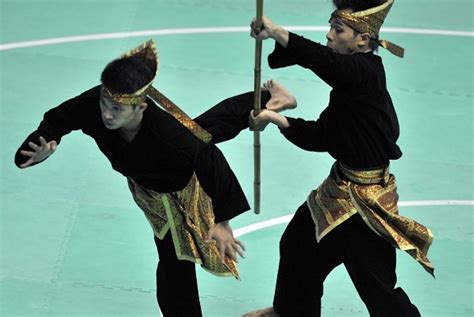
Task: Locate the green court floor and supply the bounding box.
[1,0,473,316]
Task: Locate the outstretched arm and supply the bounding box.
[14,86,100,169]
[251,16,374,88]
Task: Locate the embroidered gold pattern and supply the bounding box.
[128,175,239,279]
[307,162,434,276]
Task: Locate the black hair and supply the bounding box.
[332,0,385,51]
[332,0,386,11]
[100,56,154,94]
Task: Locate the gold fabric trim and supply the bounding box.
[307,162,434,276]
[307,174,358,242]
[128,175,240,279]
[330,0,405,58]
[339,162,390,185]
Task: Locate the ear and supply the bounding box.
[136,102,148,112]
[357,32,371,49]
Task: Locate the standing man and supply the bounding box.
[244,1,434,316]
[14,39,278,316]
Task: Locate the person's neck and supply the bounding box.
[120,113,143,142]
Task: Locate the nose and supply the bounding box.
[102,109,113,120]
[326,31,333,42]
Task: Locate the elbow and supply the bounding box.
[295,143,327,152]
[267,55,286,69]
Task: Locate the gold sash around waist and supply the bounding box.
[127,174,239,279]
[307,162,434,276]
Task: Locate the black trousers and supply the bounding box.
[152,91,271,316]
[273,203,421,317]
[154,233,202,317]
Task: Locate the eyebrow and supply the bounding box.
[330,19,345,27]
[100,97,121,108]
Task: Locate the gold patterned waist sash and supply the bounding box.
[127,174,239,279]
[307,162,434,276]
[338,162,390,185]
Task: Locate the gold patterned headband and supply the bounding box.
[331,0,404,58]
[101,39,160,105]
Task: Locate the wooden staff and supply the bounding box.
[253,0,264,214]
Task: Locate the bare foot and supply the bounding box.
[263,79,297,112]
[242,306,280,317]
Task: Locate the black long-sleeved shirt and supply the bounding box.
[270,32,402,168]
[14,86,249,222]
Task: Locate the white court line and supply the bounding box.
[0,26,473,51]
[234,200,474,238]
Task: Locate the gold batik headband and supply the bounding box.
[331,0,404,58]
[101,39,159,105]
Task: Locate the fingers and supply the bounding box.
[39,136,48,147]
[211,235,232,264]
[41,137,57,151]
[28,141,40,151]
[224,244,237,262]
[28,137,57,152]
[250,18,269,40]
[234,238,246,251]
[206,223,246,263]
[248,110,268,131]
[250,18,260,32]
[250,27,260,40]
[226,240,245,261]
[248,112,257,131]
[233,242,245,259]
[20,150,35,157]
[218,241,227,263]
[50,140,57,151]
[19,158,34,169]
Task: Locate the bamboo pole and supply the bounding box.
[253,0,264,214]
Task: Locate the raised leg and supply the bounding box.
[194,80,297,144]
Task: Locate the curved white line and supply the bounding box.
[234,200,474,238]
[398,200,474,206]
[1,26,472,51]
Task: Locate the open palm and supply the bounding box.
[20,136,57,168]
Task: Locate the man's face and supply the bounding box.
[326,18,361,55]
[99,96,140,130]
